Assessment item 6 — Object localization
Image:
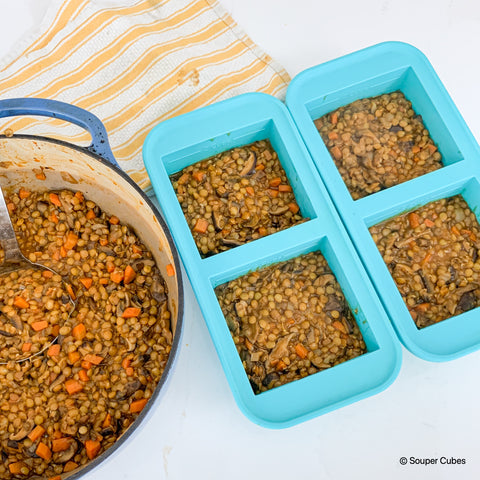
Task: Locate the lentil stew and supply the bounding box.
[0,188,172,479]
[215,251,366,393]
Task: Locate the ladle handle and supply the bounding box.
[0,187,25,264]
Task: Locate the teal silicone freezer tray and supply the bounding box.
[286,41,480,362]
[143,92,401,428]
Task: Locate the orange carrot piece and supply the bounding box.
[258,227,267,236]
[99,238,108,246]
[47,344,61,357]
[85,439,101,460]
[328,131,338,140]
[193,218,208,234]
[13,296,29,309]
[50,212,59,224]
[267,189,279,198]
[8,462,26,475]
[245,186,255,196]
[255,164,265,170]
[122,307,141,318]
[275,360,287,372]
[42,270,53,279]
[420,252,432,266]
[65,379,83,395]
[332,320,347,334]
[125,367,134,376]
[52,324,60,337]
[106,262,115,273]
[408,212,421,229]
[192,170,205,182]
[331,146,342,160]
[49,476,62,480]
[102,413,112,429]
[130,398,148,413]
[19,187,30,199]
[109,215,120,225]
[31,321,48,332]
[64,461,78,473]
[68,351,80,364]
[36,442,52,461]
[428,144,437,154]
[60,246,68,258]
[288,202,300,214]
[65,283,76,301]
[28,425,46,442]
[331,112,338,124]
[295,343,308,359]
[86,209,96,220]
[415,302,431,312]
[278,184,292,193]
[49,193,61,207]
[166,264,175,277]
[424,218,435,228]
[79,277,92,289]
[83,354,103,365]
[79,369,89,382]
[52,437,72,453]
[411,145,421,154]
[72,323,86,341]
[269,177,282,187]
[6,202,15,213]
[122,357,131,369]
[22,343,32,353]
[132,244,143,254]
[123,265,136,284]
[451,226,461,236]
[81,360,92,370]
[64,232,78,251]
[110,271,124,284]
[74,191,84,202]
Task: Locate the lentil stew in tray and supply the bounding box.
[170,140,306,257]
[314,91,443,200]
[215,251,366,393]
[0,188,173,479]
[370,195,480,329]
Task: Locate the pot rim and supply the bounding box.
[0,133,185,479]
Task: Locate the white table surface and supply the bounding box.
[1,1,480,479]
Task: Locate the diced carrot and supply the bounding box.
[331,146,342,160]
[451,226,461,236]
[22,343,32,353]
[50,212,59,224]
[408,212,421,229]
[75,191,84,202]
[65,379,83,395]
[193,218,208,234]
[411,145,421,154]
[255,164,265,171]
[129,398,148,413]
[52,431,63,439]
[125,367,134,376]
[295,343,308,359]
[19,187,30,199]
[123,265,136,284]
[267,189,279,198]
[49,193,61,207]
[99,238,108,246]
[47,344,61,357]
[109,215,120,225]
[415,302,430,312]
[13,296,29,309]
[106,262,115,273]
[31,321,48,332]
[79,277,92,289]
[36,442,52,461]
[288,202,300,214]
[122,307,141,318]
[331,112,338,125]
[52,437,72,453]
[328,131,338,140]
[6,202,15,213]
[79,369,89,382]
[64,232,78,251]
[245,186,255,196]
[275,360,287,372]
[177,173,190,185]
[278,184,292,193]
[110,271,124,283]
[42,270,53,279]
[68,351,81,364]
[269,177,282,187]
[102,413,112,429]
[85,439,101,460]
[121,357,131,370]
[60,246,67,258]
[166,264,175,277]
[84,354,103,365]
[81,360,92,370]
[424,218,435,227]
[132,244,143,254]
[192,170,205,182]
[52,324,60,337]
[258,227,267,236]
[332,320,347,334]
[52,250,60,262]
[65,283,76,301]
[72,323,86,341]
[8,462,26,475]
[64,461,78,473]
[428,144,438,154]
[420,252,432,266]
[49,476,62,480]
[99,278,109,285]
[86,209,96,220]
[28,425,46,442]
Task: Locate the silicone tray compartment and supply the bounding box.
[286,41,480,361]
[143,92,401,428]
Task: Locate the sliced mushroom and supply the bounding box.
[234,300,248,318]
[456,291,478,314]
[212,210,225,231]
[239,152,257,176]
[151,275,167,303]
[49,374,66,392]
[262,372,279,387]
[9,418,34,441]
[226,315,239,335]
[53,439,78,464]
[0,329,14,337]
[269,205,289,216]
[267,333,295,366]
[221,238,244,247]
[324,296,343,312]
[36,201,48,214]
[116,379,142,401]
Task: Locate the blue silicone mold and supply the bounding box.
[143,92,401,428]
[287,41,480,362]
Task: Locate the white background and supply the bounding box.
[1,1,480,479]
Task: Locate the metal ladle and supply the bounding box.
[0,186,76,363]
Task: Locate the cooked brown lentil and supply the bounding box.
[314,91,443,200]
[215,251,366,393]
[370,195,480,328]
[0,188,172,479]
[170,140,306,257]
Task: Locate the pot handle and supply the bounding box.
[0,98,118,167]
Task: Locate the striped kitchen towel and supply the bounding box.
[0,0,290,192]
